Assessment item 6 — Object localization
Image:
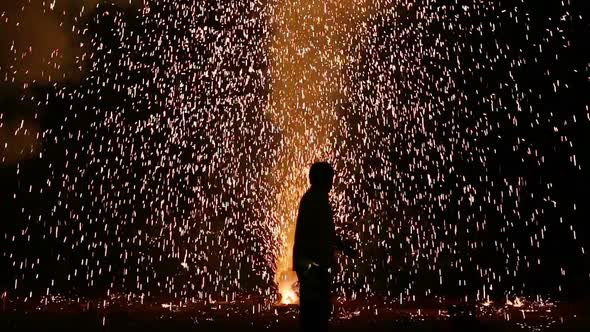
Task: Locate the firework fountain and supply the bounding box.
[1,0,588,320]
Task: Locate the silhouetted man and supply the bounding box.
[293,162,353,332]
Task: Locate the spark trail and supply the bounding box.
[1,0,588,304]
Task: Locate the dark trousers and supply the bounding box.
[296,268,332,332]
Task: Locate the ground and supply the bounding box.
[1,297,588,331]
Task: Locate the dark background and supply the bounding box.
[1,0,589,302]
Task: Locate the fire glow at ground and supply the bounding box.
[0,1,588,328]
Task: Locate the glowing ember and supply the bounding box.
[280,285,298,305]
[0,0,587,306]
[277,270,299,305]
[482,299,493,307]
[508,297,525,308]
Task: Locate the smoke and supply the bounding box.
[0,117,40,164]
[0,1,138,164]
[269,0,387,303]
[0,85,39,164]
[0,0,137,85]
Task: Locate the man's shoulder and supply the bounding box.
[302,188,321,198]
[300,188,329,205]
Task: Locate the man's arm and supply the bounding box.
[327,200,357,258]
[293,194,318,271]
[338,237,358,258]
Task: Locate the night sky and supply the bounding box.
[1,0,589,304]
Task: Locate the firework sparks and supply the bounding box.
[0,0,588,310]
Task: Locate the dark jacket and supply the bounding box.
[292,187,337,271]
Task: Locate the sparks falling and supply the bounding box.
[1,0,588,305]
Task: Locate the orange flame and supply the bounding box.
[278,270,299,304]
[268,0,384,305]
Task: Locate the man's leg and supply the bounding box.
[317,270,332,331]
[297,270,310,331]
[297,269,327,332]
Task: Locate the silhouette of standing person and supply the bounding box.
[293,162,354,332]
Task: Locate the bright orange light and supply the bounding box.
[506,296,525,307]
[278,270,299,305]
[268,0,382,306]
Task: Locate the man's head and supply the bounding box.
[309,162,334,192]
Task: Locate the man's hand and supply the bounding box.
[337,238,358,258]
[342,240,358,258]
[295,258,319,273]
[303,261,321,277]
[307,261,320,270]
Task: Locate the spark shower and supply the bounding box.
[1,0,588,304]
